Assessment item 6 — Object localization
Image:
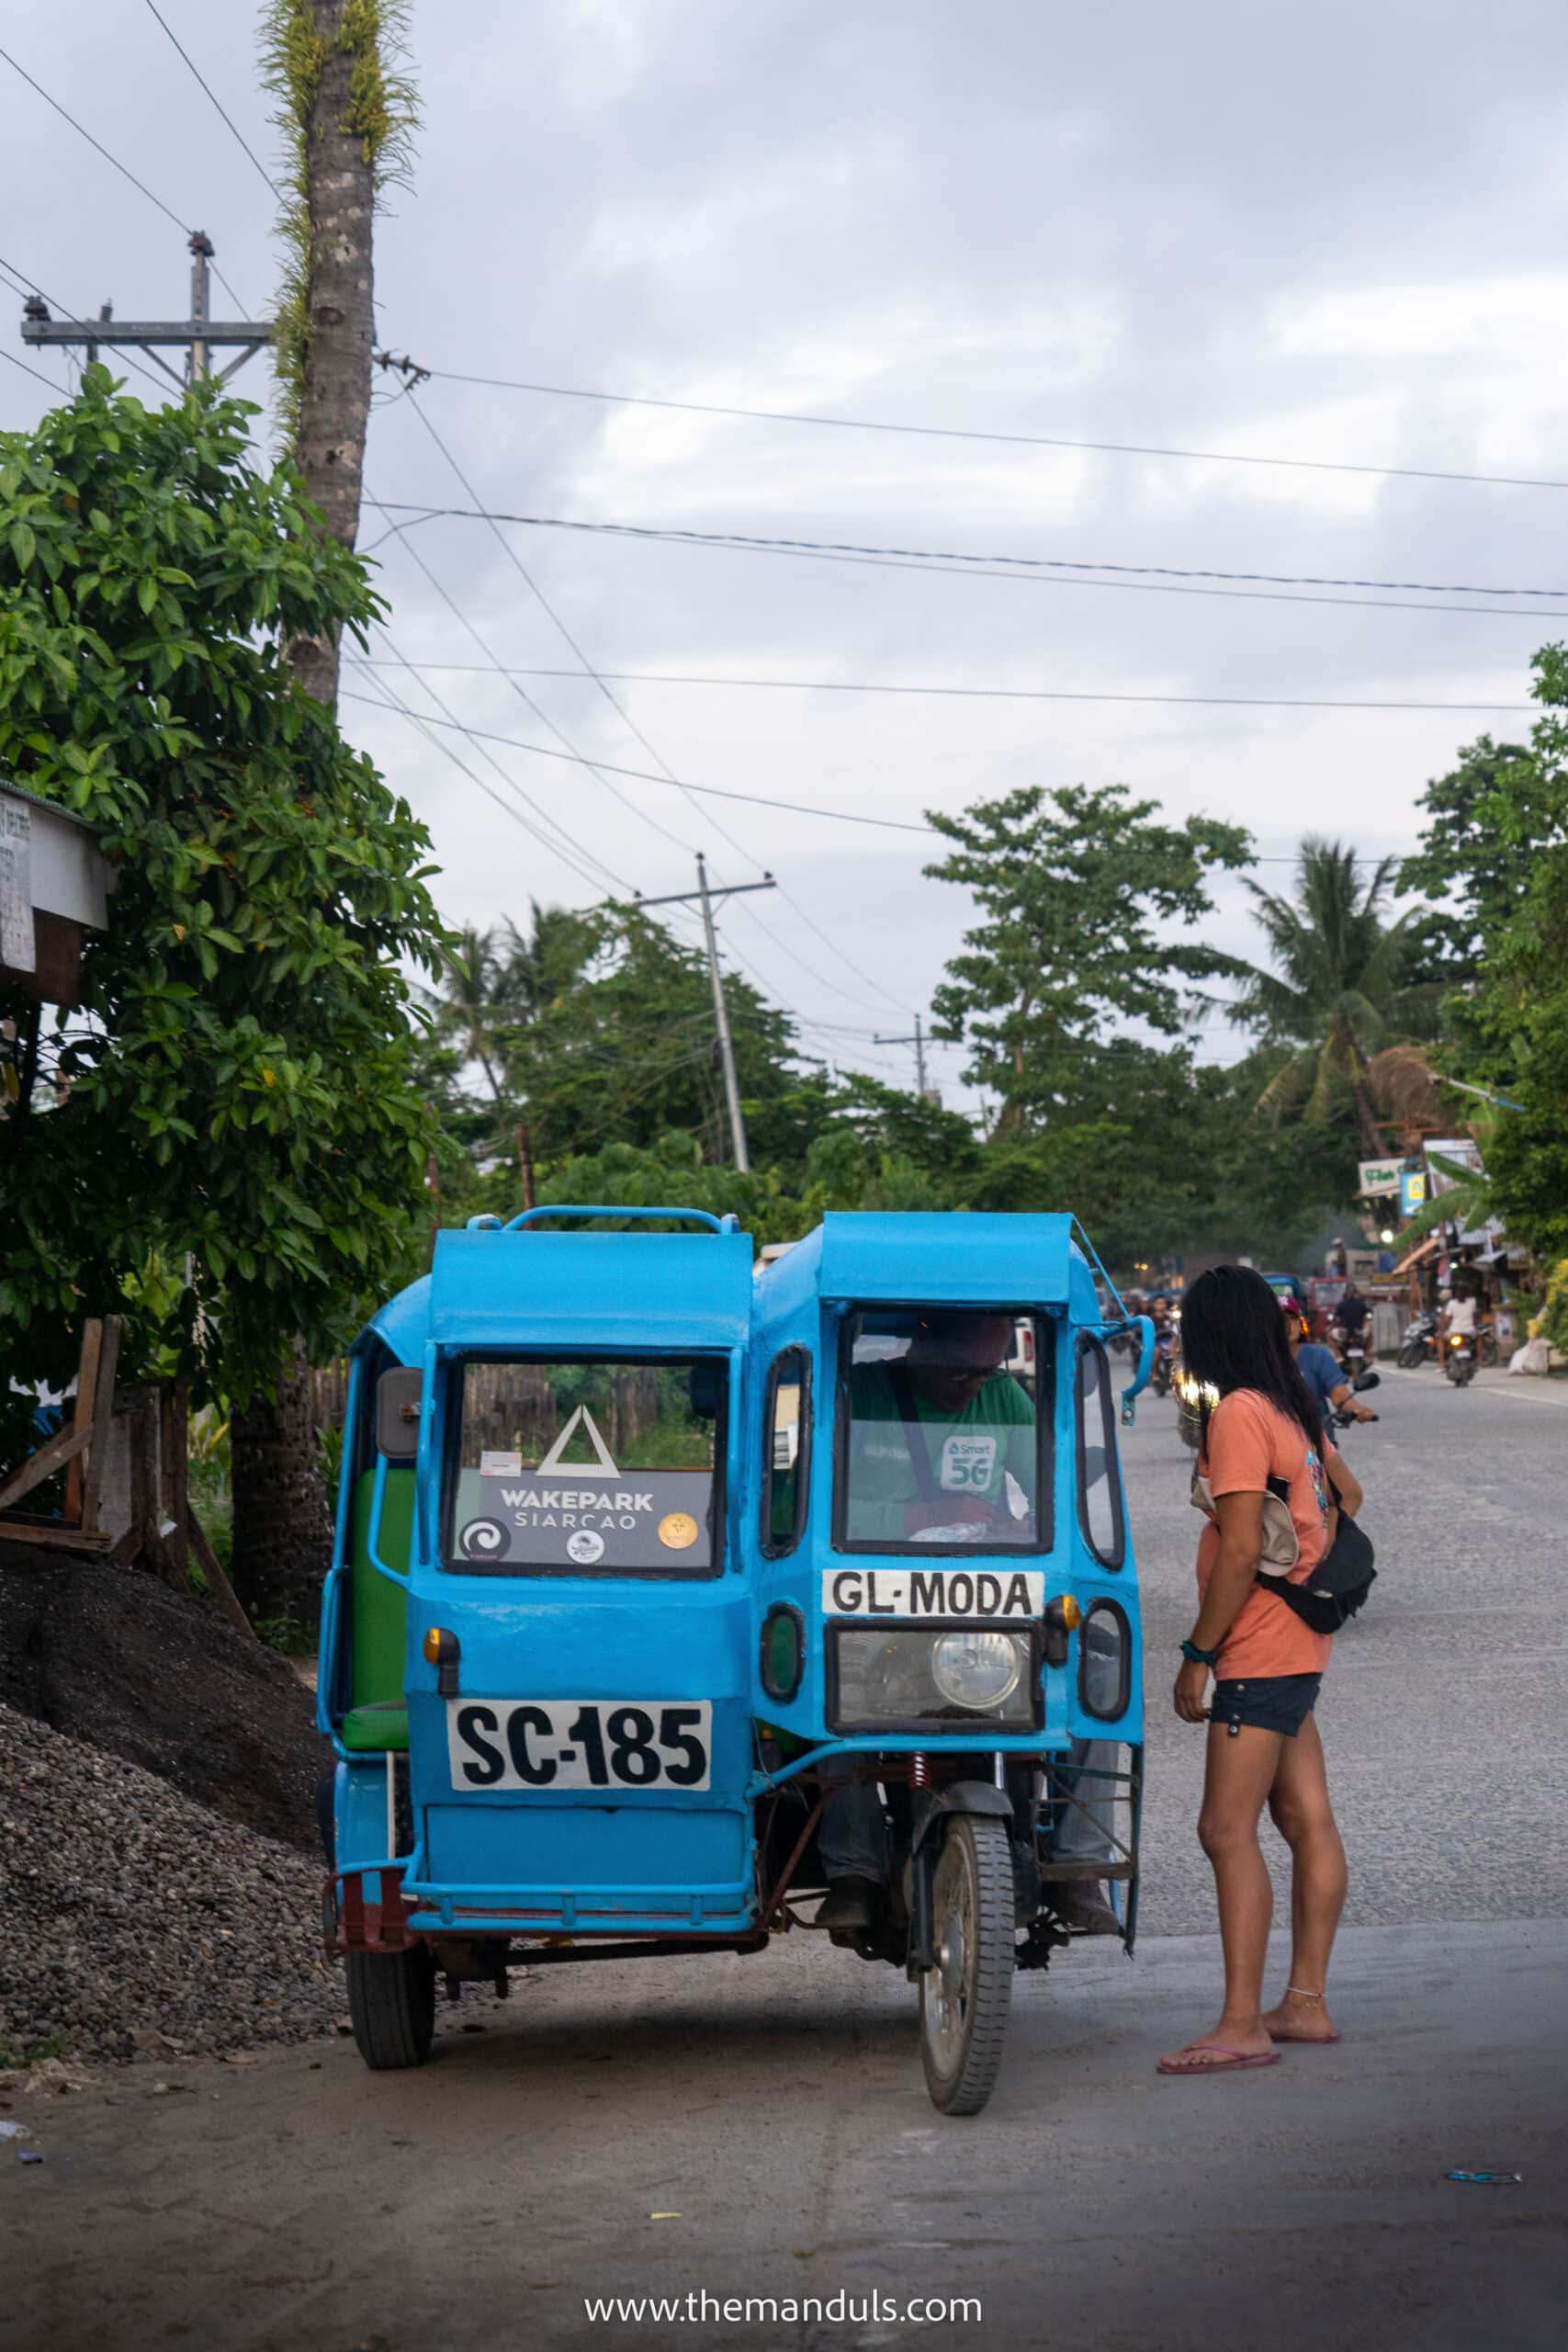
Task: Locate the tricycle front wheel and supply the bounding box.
[919,1815,1014,2116]
[346,1945,436,2070]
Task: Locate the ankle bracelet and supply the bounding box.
[1284,1985,1325,2000]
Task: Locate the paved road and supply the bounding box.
[1130,1363,1568,1933]
[6,1368,1565,2351]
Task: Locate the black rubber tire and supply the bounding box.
[1396,1344,1424,1369]
[919,1815,1015,2117]
[346,1945,436,2070]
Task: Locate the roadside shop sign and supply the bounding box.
[1399,1170,1427,1218]
[1358,1158,1403,1197]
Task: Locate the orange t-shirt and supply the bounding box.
[1195,1389,1335,1680]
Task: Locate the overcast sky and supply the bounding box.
[6,1,1566,1104]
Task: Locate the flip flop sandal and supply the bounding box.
[1156,2044,1283,2075]
[1267,2029,1343,2045]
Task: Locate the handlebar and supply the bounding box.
[366,1454,411,1591]
[500,1204,739,1235]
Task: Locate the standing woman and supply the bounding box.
[1158,1264,1362,2075]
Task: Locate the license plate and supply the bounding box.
[446,1699,712,1792]
[822,1567,1043,1620]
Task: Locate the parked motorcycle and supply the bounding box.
[1397,1309,1438,1369]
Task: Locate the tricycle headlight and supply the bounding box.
[830,1626,1039,1733]
[931,1630,1021,1711]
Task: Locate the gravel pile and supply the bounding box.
[1,1700,346,2063]
[0,1547,329,1851]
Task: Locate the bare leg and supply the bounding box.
[1261,1714,1347,2042]
[1159,1723,1284,2072]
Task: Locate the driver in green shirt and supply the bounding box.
[844,1310,1036,1544]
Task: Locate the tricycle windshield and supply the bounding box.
[445,1354,723,1576]
[835,1307,1050,1554]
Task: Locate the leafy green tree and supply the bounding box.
[1399,735,1539,989]
[926,784,1251,1128]
[1468,650,1568,1260]
[0,374,444,1613]
[1229,838,1436,1157]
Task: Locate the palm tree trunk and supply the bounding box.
[230,1,391,1620]
[285,1,378,705]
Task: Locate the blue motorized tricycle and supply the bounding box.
[317,1206,1151,2115]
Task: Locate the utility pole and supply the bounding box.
[632,859,778,1171]
[875,1013,936,1103]
[19,232,272,388]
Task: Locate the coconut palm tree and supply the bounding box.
[1229,839,1438,1157]
[434,925,508,1101]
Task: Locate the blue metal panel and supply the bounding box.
[815,1210,1076,1305]
[422,1803,747,1889]
[335,1758,396,1871]
[426,1227,754,1353]
[367,1274,432,1367]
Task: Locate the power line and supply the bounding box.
[138,0,279,195]
[364,504,1568,623]
[352,657,1538,718]
[0,251,186,402]
[340,686,1382,860]
[0,43,191,234]
[348,645,637,899]
[358,656,614,894]
[338,687,938,834]
[0,42,257,318]
[0,342,63,393]
[420,365,1568,498]
[404,392,721,854]
[397,392,909,1017]
[365,491,697,863]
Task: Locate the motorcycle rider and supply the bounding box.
[1335,1282,1371,1375]
[1287,1309,1375,1426]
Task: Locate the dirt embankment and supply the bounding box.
[0,1546,329,1851]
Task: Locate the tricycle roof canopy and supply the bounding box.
[810,1211,1080,1307]
[426,1220,755,1353]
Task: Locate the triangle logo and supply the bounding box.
[537,1405,620,1478]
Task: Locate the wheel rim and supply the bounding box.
[923,1838,975,2077]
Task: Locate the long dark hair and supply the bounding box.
[1179,1264,1325,1459]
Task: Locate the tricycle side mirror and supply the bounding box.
[1352,1369,1381,1394]
[376,1366,423,1459]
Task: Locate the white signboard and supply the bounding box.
[1358,1158,1403,1198]
[0,798,35,974]
[823,1566,1043,1620]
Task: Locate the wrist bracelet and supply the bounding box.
[1180,1638,1219,1667]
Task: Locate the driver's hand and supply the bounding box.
[1354,1405,1375,1421]
[1173,1660,1211,1724]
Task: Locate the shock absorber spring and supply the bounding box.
[909,1750,931,1791]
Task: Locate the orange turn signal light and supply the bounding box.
[1058,1593,1082,1632]
[423,1626,450,1664]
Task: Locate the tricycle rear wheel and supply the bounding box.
[919,1814,1014,2116]
[346,1945,436,2070]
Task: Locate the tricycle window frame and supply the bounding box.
[830,1304,1055,1559]
[1078,1597,1132,1721]
[439,1349,728,1581]
[760,1344,812,1560]
[1075,1335,1125,1571]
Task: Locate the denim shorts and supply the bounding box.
[1212,1673,1322,1738]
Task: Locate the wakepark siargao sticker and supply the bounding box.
[455,1405,715,1570]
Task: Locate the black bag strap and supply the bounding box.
[886,1363,942,1504]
